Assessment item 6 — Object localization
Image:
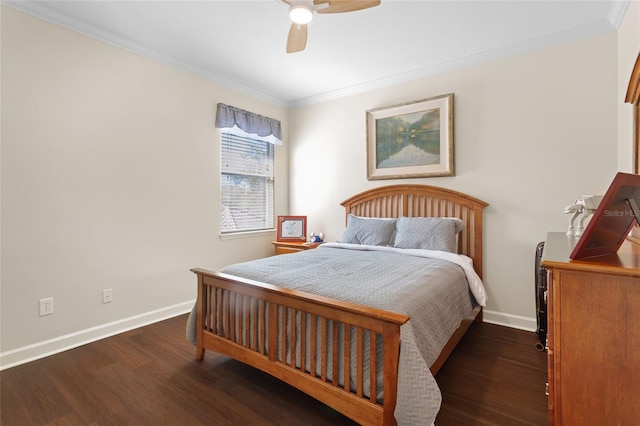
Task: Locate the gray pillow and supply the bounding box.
[393,217,464,252]
[340,215,397,246]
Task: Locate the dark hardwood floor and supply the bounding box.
[1,314,547,425]
[435,321,548,425]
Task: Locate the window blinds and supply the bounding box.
[220,132,274,233]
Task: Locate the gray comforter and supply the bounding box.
[187,243,486,426]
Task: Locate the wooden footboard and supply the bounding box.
[192,268,409,426]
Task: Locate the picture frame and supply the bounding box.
[277,216,307,242]
[366,93,454,180]
[570,172,640,259]
[626,52,640,174]
[624,52,640,241]
[635,105,639,175]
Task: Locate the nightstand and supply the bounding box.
[272,241,322,255]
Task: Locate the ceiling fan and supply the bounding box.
[281,0,381,53]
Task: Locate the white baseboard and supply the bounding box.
[482,309,537,332]
[1,304,535,370]
[0,300,195,371]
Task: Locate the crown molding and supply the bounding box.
[287,13,621,108]
[3,0,628,110]
[608,0,630,29]
[2,0,289,108]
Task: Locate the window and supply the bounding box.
[220,129,274,233]
[215,103,281,234]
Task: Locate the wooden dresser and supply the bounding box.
[271,241,322,255]
[541,232,640,425]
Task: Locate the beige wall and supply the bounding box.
[0,7,288,367]
[289,32,620,329]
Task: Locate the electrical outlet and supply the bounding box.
[102,289,113,304]
[40,298,54,316]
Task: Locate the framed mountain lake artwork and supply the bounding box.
[366,94,454,180]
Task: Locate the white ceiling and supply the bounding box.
[4,0,630,107]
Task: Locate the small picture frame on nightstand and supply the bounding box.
[277,216,307,242]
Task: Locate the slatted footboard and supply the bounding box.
[191,268,409,426]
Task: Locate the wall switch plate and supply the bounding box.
[102,289,113,304]
[40,298,54,316]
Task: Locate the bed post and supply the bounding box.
[196,273,205,360]
[382,322,401,426]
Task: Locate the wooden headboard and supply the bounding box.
[341,184,489,278]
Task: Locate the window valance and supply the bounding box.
[215,103,282,144]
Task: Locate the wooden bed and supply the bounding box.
[191,184,488,425]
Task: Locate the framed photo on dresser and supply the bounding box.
[570,172,640,259]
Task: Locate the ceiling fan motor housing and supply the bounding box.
[289,1,314,24]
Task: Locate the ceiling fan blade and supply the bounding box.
[313,0,380,14]
[286,23,308,53]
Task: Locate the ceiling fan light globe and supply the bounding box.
[289,5,313,24]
